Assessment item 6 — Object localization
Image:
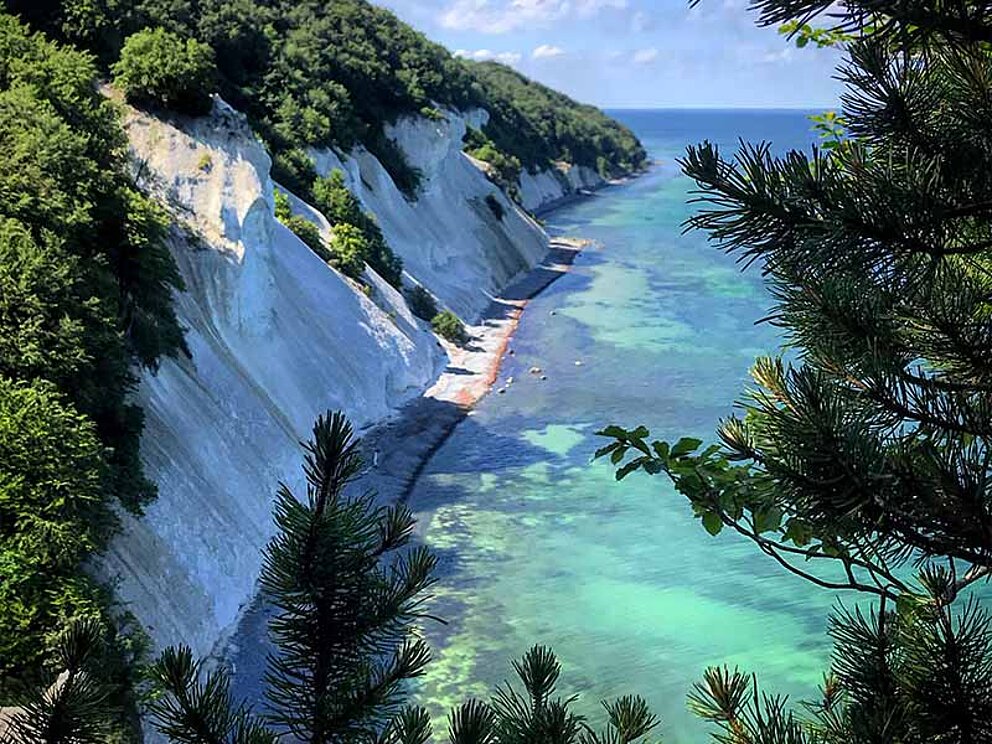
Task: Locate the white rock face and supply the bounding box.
[518,163,606,214]
[105,99,558,660]
[310,108,549,320]
[104,101,445,657]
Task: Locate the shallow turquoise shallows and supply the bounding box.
[409,110,844,743]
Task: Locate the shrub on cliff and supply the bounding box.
[406,285,438,321]
[312,170,403,287]
[113,28,216,116]
[464,126,522,199]
[431,310,468,344]
[329,223,367,280]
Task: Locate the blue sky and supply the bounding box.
[378,0,843,109]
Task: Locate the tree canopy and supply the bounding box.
[0,11,184,735]
[4,0,645,196]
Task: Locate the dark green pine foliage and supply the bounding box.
[150,412,437,744]
[148,646,275,744]
[379,646,660,744]
[599,0,992,606]
[0,620,114,744]
[597,0,992,740]
[260,411,436,742]
[688,590,992,743]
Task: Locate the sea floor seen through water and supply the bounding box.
[409,110,843,743]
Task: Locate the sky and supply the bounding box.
[378,0,844,109]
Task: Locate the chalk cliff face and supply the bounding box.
[104,99,579,660]
[309,109,549,320]
[518,163,606,214]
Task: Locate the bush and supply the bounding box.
[329,223,367,280]
[407,284,438,321]
[271,148,318,197]
[312,170,403,287]
[112,28,216,116]
[366,128,422,199]
[432,310,467,344]
[283,216,332,263]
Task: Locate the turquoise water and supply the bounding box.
[409,110,843,742]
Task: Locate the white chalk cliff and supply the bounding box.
[105,99,585,660]
[518,162,606,214]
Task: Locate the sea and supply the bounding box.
[408,109,842,743]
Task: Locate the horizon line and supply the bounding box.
[603,104,839,111]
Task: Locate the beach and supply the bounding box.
[352,235,592,506]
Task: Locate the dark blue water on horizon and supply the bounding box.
[409,109,838,743]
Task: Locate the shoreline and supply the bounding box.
[348,174,640,507]
[353,235,590,506]
[222,182,618,692]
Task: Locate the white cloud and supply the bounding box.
[454,48,523,65]
[441,0,628,34]
[632,48,660,65]
[631,10,653,32]
[760,47,795,64]
[532,44,566,59]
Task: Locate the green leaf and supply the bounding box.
[671,437,703,458]
[629,437,651,456]
[701,511,723,536]
[611,447,626,465]
[597,425,627,439]
[652,441,670,461]
[753,506,783,534]
[594,442,620,460]
[617,459,644,481]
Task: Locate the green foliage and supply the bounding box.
[688,595,992,744]
[778,20,853,48]
[0,378,111,680]
[0,13,183,730]
[284,216,332,263]
[112,28,215,116]
[272,188,292,222]
[467,61,647,178]
[329,222,368,280]
[366,128,423,199]
[312,170,403,287]
[432,310,468,344]
[19,0,643,199]
[148,646,274,744]
[600,1,992,741]
[464,126,522,198]
[0,620,115,744]
[151,412,437,742]
[406,285,438,321]
[808,109,848,155]
[273,187,332,262]
[380,646,659,744]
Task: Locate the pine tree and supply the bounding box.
[598,0,992,739]
[379,646,659,744]
[150,412,437,743]
[0,620,113,744]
